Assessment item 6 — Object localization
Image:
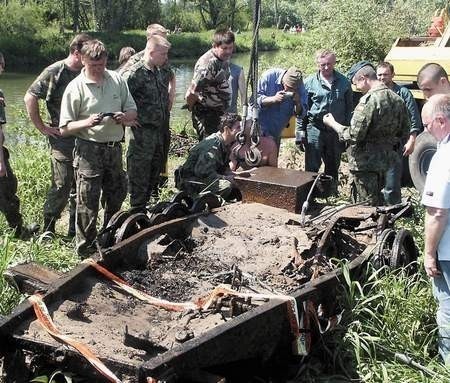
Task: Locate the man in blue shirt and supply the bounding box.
[297,50,353,192]
[376,61,423,203]
[256,67,308,148]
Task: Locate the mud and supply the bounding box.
[15,202,374,376]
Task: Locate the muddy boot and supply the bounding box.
[68,209,76,238]
[14,223,40,240]
[43,217,56,236]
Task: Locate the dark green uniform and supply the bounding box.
[190,49,231,140]
[120,51,174,191]
[176,132,233,198]
[122,60,170,210]
[337,84,410,205]
[27,60,79,229]
[0,90,22,231]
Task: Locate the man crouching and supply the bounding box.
[175,113,242,200]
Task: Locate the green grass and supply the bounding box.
[0,106,447,382]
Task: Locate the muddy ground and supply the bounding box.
[16,202,375,382]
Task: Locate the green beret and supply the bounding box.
[347,61,374,82]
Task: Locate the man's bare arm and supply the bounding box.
[424,206,449,277]
[24,92,61,138]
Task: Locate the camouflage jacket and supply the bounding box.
[191,49,231,111]
[119,50,174,87]
[122,60,169,128]
[338,84,410,172]
[27,60,81,127]
[179,132,229,182]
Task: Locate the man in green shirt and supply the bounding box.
[59,40,137,257]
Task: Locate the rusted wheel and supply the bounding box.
[170,191,194,209]
[191,192,222,213]
[371,229,396,270]
[390,228,418,273]
[149,212,168,226]
[148,201,171,216]
[114,213,151,244]
[162,202,190,221]
[98,210,131,247]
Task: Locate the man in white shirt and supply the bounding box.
[421,93,450,363]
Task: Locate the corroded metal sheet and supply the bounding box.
[234,167,318,213]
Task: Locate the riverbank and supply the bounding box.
[1,27,309,71]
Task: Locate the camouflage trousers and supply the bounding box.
[159,123,171,185]
[43,143,76,224]
[74,139,127,257]
[127,126,164,211]
[175,171,234,200]
[350,168,398,207]
[0,147,22,229]
[192,106,224,141]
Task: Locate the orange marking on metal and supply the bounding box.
[29,294,122,383]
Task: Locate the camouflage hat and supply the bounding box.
[282,67,303,88]
[347,61,374,82]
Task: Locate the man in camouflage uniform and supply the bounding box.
[24,33,91,236]
[175,113,242,199]
[59,40,137,257]
[121,36,171,212]
[185,29,234,141]
[0,53,38,238]
[323,61,410,206]
[120,23,175,191]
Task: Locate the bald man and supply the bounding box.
[421,94,450,364]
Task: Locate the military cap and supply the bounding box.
[282,67,303,88]
[347,61,374,82]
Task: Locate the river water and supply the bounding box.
[0,51,280,126]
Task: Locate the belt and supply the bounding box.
[96,141,121,147]
[77,138,121,148]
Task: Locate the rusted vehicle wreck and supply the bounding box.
[0,167,418,382]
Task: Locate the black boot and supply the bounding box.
[68,210,76,238]
[14,223,40,240]
[43,217,56,234]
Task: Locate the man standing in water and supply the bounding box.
[24,33,91,237]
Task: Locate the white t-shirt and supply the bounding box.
[422,134,450,260]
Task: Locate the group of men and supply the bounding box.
[0,25,175,257]
[1,22,450,365]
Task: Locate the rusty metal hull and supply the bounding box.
[0,203,390,382]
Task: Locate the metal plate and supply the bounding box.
[234,167,318,213]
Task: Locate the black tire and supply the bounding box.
[390,228,418,274]
[371,229,396,270]
[408,131,437,193]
